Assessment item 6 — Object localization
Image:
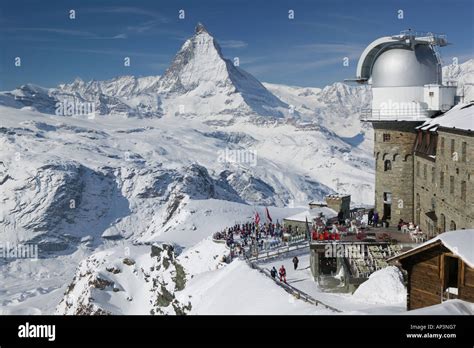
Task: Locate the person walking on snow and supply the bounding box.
[279,265,287,283]
[292,256,299,270]
[270,266,277,279]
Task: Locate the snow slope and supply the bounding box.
[54,237,332,315]
[176,259,333,315]
[0,103,373,252]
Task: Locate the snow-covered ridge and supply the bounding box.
[0,105,374,252]
[56,243,192,315]
[0,23,290,119]
[443,58,474,102]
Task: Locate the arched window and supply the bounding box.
[384,160,392,171]
[404,154,412,162]
[393,154,399,162]
[439,214,446,233]
[450,220,456,231]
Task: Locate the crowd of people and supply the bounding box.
[213,221,294,259]
[213,207,420,263]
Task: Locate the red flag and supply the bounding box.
[255,212,260,225]
[265,207,272,223]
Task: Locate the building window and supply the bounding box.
[440,214,446,233]
[383,133,390,142]
[440,137,445,155]
[450,220,457,231]
[440,171,444,189]
[423,164,427,180]
[450,176,455,195]
[416,161,420,177]
[461,181,466,202]
[450,139,455,157]
[462,142,467,162]
[383,192,392,220]
[384,160,392,171]
[431,166,435,184]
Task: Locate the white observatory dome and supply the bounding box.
[371,45,440,88]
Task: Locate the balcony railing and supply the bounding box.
[360,108,431,121]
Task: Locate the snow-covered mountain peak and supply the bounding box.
[155,23,289,118]
[157,23,228,94]
[195,22,209,34]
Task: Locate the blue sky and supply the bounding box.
[1,0,473,90]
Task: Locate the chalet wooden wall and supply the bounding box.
[401,244,474,310]
[404,247,443,310]
[460,263,474,302]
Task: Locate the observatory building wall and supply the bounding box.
[414,128,474,234]
[373,122,422,224]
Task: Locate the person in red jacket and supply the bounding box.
[279,265,287,283]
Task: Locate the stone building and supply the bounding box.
[325,194,351,219]
[413,104,473,236]
[353,31,472,234]
[373,122,419,223]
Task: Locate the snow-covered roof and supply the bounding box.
[326,194,350,199]
[309,200,327,206]
[284,207,337,222]
[407,299,474,315]
[388,229,474,268]
[419,102,474,132]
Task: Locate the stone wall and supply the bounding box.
[325,195,351,219]
[373,121,422,224]
[413,155,437,236]
[418,129,474,233]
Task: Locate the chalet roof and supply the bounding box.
[388,229,474,268]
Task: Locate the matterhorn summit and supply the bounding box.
[156,23,290,117]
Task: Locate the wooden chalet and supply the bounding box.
[388,230,474,310]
